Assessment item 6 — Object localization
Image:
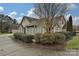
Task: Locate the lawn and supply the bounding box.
[66,35,79,49]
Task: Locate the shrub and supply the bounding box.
[34,33,66,45]
[34,33,42,43]
[71,32,76,36]
[13,33,18,39]
[62,32,70,39]
[21,34,34,43]
[63,32,76,39]
[13,33,34,43]
[54,33,66,44]
[40,33,55,45]
[13,33,24,40]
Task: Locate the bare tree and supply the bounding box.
[33,3,68,33]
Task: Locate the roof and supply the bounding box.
[20,16,39,24]
[23,16,39,22]
[20,15,66,28]
[20,16,44,27]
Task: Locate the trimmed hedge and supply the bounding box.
[13,33,24,40]
[21,34,34,43]
[13,33,34,43]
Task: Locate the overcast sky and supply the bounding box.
[0,3,79,25]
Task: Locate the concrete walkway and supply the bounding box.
[0,34,79,56]
[0,34,13,37]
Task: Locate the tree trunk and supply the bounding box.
[45,19,53,33]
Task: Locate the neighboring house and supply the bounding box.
[0,14,15,33]
[4,15,19,33]
[11,24,19,33]
[18,16,66,35]
[0,14,19,33]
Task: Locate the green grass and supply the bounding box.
[66,35,79,49]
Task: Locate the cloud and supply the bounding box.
[26,8,39,19]
[27,8,34,16]
[16,13,25,24]
[16,17,23,24]
[67,4,77,10]
[8,11,17,19]
[0,6,4,14]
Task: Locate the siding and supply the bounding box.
[25,26,45,35]
[18,26,24,33]
[22,18,30,27]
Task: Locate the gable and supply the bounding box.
[53,16,66,28]
[22,18,30,27]
[53,23,61,29]
[20,16,39,27]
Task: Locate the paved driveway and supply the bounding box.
[0,34,79,56]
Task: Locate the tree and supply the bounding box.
[67,16,73,32]
[33,3,68,33]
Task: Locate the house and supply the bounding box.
[18,16,66,35]
[18,24,24,33]
[53,16,66,32]
[0,14,17,33]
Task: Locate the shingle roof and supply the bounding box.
[20,16,66,28]
[23,16,38,22]
[20,16,39,25]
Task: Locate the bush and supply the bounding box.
[54,33,66,44]
[34,33,42,43]
[40,33,55,45]
[71,32,76,36]
[13,33,24,40]
[21,34,34,43]
[63,32,76,39]
[13,33,34,43]
[62,32,70,39]
[34,33,66,45]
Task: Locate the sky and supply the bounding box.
[0,3,34,23]
[0,3,79,25]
